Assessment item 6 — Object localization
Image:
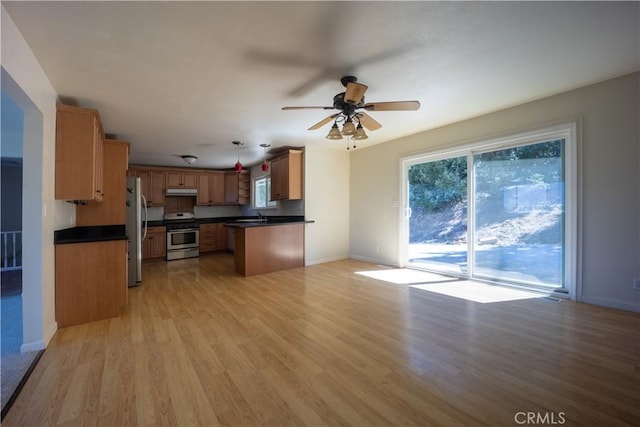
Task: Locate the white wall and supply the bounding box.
[350,72,640,312]
[1,6,75,349]
[304,145,350,265]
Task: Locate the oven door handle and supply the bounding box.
[168,228,199,233]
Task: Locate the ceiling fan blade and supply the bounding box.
[357,112,382,131]
[282,106,334,110]
[308,113,340,130]
[363,101,421,111]
[344,82,368,104]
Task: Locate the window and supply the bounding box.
[253,176,277,209]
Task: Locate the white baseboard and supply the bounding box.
[349,255,400,268]
[305,254,348,266]
[21,339,45,353]
[581,295,640,313]
[21,321,57,353]
[44,320,58,345]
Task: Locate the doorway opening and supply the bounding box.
[0,75,44,418]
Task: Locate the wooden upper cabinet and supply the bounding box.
[197,172,225,206]
[76,140,129,226]
[131,168,165,207]
[270,149,303,201]
[55,104,105,202]
[166,170,197,188]
[224,171,250,205]
[224,172,239,204]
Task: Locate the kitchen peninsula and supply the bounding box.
[226,219,312,276]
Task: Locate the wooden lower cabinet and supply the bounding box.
[55,239,127,328]
[143,226,166,259]
[199,223,227,252]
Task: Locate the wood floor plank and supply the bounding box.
[3,255,639,426]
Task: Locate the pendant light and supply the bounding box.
[232,140,244,172]
[260,143,271,172]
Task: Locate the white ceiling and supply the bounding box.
[3,1,639,169]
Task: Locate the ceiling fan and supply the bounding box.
[282,76,420,141]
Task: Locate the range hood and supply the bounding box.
[165,188,198,196]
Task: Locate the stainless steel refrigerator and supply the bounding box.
[126,176,147,287]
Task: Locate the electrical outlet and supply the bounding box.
[633,278,640,291]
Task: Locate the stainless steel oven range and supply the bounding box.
[164,213,199,260]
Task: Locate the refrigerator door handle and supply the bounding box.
[142,194,148,241]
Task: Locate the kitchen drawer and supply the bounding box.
[199,223,226,252]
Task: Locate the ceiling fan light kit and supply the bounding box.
[283,75,420,148]
[352,123,368,140]
[341,117,357,136]
[326,123,343,140]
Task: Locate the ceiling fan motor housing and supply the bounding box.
[333,92,364,116]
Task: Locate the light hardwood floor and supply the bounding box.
[4,255,639,426]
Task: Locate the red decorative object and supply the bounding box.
[235,161,243,172]
[261,161,269,172]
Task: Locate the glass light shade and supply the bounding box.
[261,161,269,172]
[352,124,368,140]
[235,161,243,172]
[341,118,357,136]
[181,155,197,165]
[326,124,343,140]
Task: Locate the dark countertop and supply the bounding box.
[200,215,306,224]
[54,224,127,245]
[145,215,308,226]
[225,220,314,228]
[146,220,166,227]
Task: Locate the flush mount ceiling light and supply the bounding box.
[260,143,271,172]
[181,155,198,165]
[232,140,244,172]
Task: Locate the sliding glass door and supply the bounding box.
[403,124,576,294]
[472,140,564,289]
[407,155,468,275]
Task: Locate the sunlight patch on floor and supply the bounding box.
[355,268,458,285]
[410,281,544,303]
[356,268,544,303]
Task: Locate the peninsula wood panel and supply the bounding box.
[55,239,127,328]
[234,223,304,276]
[6,257,639,426]
[76,140,129,226]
